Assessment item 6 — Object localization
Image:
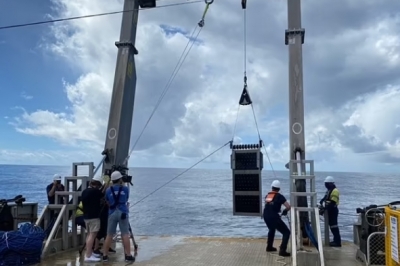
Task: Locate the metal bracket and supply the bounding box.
[285,28,305,45]
[115,41,139,55]
[231,140,263,150]
[101,149,112,164]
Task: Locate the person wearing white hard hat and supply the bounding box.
[263,180,291,257]
[46,174,66,221]
[319,176,341,247]
[80,177,104,262]
[77,175,115,257]
[46,174,65,204]
[102,171,134,262]
[93,175,117,256]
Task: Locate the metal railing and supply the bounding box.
[290,208,324,266]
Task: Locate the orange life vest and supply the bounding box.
[265,191,278,204]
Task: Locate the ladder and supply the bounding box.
[35,162,93,257]
[289,159,325,266]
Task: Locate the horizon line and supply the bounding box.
[0,163,393,175]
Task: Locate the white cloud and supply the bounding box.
[20,91,33,100]
[7,0,400,172]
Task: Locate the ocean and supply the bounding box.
[0,164,397,241]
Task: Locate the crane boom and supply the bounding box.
[286,0,308,238]
[102,0,140,174]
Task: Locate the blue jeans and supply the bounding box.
[107,210,129,235]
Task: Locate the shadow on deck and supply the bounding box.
[39,236,363,266]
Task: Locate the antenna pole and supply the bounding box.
[102,0,140,174]
[285,0,308,238]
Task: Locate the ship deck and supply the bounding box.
[38,235,364,266]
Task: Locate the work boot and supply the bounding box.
[266,246,277,252]
[329,241,341,247]
[279,250,291,257]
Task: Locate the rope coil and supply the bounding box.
[0,224,46,266]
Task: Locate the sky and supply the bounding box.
[0,0,400,173]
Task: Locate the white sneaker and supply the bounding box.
[92,252,101,258]
[84,255,101,262]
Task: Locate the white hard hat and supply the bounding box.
[53,174,62,181]
[271,180,281,188]
[324,176,335,183]
[111,171,123,181]
[92,175,103,183]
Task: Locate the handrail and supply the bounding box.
[291,208,297,266]
[314,208,325,265]
[290,207,325,266]
[41,205,67,257]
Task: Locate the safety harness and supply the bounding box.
[109,186,123,210]
[265,191,278,205]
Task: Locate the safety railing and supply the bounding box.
[290,207,324,266]
[36,204,67,256]
[35,162,92,258]
[367,231,386,265]
[385,206,400,266]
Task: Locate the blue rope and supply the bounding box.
[304,221,319,250]
[0,223,46,266]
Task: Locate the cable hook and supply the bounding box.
[241,0,246,9]
[198,0,214,27]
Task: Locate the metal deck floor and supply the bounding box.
[39,236,364,266]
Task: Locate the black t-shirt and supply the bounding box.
[46,183,65,204]
[81,187,104,219]
[264,192,286,215]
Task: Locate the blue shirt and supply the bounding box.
[106,185,129,215]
